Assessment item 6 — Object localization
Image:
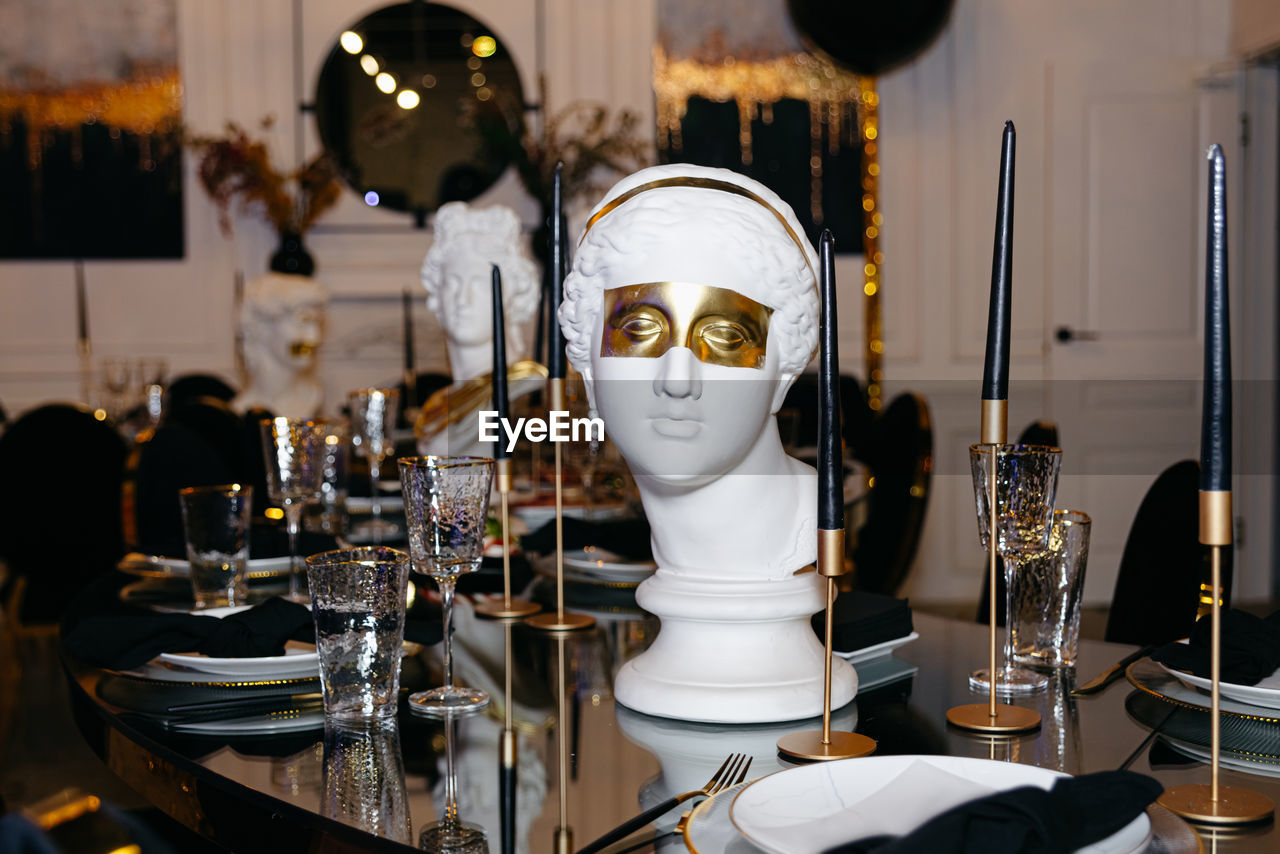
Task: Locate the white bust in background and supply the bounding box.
[559,163,854,723]
[416,201,542,456]
[232,273,327,418]
[420,201,539,382]
[560,164,820,579]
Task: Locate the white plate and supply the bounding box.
[1159,735,1280,778]
[1158,653,1280,711]
[562,547,657,582]
[729,755,1151,854]
[511,501,629,529]
[836,631,919,665]
[346,495,404,512]
[118,554,293,579]
[158,640,319,677]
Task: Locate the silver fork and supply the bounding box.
[576,753,753,854]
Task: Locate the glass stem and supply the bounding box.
[1002,555,1019,675]
[369,457,383,523]
[439,576,457,690]
[285,502,303,599]
[443,714,460,827]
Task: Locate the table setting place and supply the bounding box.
[52,141,1279,854]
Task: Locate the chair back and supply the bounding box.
[779,372,873,457]
[1105,459,1227,645]
[166,373,237,409]
[0,403,127,622]
[849,392,933,595]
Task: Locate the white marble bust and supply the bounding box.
[417,202,542,456]
[558,163,856,722]
[232,273,327,418]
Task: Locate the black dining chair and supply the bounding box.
[848,392,933,596]
[779,371,874,458]
[166,373,237,409]
[0,403,128,624]
[975,420,1061,626]
[1105,459,1225,646]
[393,370,453,429]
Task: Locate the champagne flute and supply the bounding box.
[399,455,493,715]
[969,443,1062,693]
[349,387,401,542]
[260,416,329,602]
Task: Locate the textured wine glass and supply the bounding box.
[969,443,1062,694]
[418,712,489,854]
[349,388,401,543]
[260,416,330,602]
[399,455,494,715]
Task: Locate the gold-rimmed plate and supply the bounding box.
[1127,657,1280,724]
[118,553,293,580]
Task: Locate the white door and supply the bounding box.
[1042,58,1243,605]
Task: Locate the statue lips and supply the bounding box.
[650,416,701,439]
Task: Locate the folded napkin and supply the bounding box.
[63,597,442,671]
[824,770,1163,854]
[813,591,914,653]
[1151,608,1280,685]
[521,515,652,562]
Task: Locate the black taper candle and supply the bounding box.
[817,230,842,530]
[981,121,1016,402]
[548,162,566,379]
[492,264,511,461]
[1201,144,1230,493]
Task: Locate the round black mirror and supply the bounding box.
[314,2,525,224]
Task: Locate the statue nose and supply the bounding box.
[653,347,702,400]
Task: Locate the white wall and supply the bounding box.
[1,0,1270,604]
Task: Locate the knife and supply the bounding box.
[1070,645,1156,696]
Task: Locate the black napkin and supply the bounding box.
[520,514,652,562]
[825,770,1163,854]
[1151,608,1280,685]
[63,596,443,671]
[813,592,914,653]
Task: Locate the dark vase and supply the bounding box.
[269,231,315,277]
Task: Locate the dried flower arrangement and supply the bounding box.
[186,117,342,237]
[476,98,651,210]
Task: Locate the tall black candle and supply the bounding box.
[1201,144,1230,493]
[548,162,566,380]
[492,264,511,461]
[817,230,842,530]
[981,121,1016,404]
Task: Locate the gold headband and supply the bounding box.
[577,177,816,282]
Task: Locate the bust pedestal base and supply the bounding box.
[614,570,857,723]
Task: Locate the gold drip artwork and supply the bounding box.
[652,45,885,408]
[0,70,182,173]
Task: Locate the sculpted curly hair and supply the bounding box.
[558,165,818,382]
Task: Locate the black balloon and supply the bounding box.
[787,0,955,76]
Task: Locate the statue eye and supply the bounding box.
[700,322,748,350]
[620,314,664,341]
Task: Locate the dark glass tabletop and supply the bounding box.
[64,601,1280,853]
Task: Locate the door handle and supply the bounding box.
[1055,326,1100,343]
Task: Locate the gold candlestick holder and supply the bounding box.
[475,458,541,620]
[947,412,1041,735]
[1157,491,1273,825]
[777,529,877,761]
[528,378,595,633]
[552,631,576,854]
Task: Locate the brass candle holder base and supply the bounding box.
[946,703,1041,734]
[475,599,542,619]
[1157,785,1274,825]
[554,825,573,854]
[527,611,595,633]
[777,730,876,762]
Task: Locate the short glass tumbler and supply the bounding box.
[322,720,412,844]
[306,546,411,721]
[178,483,252,609]
[1011,510,1091,669]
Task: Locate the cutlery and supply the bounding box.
[575,753,752,854]
[1071,645,1156,697]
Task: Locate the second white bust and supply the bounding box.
[559,163,856,722]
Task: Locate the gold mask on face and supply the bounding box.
[600,282,772,370]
